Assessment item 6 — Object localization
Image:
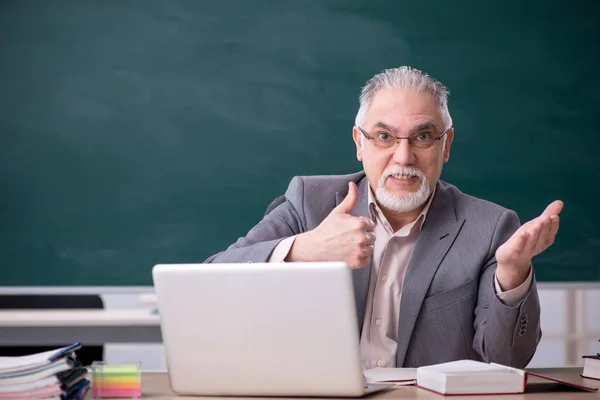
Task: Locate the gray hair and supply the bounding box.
[355,66,453,131]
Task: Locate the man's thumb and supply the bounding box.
[334,182,359,214]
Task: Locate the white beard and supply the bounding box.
[375,166,431,212]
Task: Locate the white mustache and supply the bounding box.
[378,166,425,187]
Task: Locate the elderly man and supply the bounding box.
[205,66,562,369]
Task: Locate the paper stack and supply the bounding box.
[0,342,90,399]
[363,367,417,386]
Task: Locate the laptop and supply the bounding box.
[152,262,393,397]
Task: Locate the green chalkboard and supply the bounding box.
[1,0,599,285]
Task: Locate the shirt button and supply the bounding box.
[381,275,388,282]
[377,360,384,367]
[375,318,382,326]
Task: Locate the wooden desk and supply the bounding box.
[0,309,161,345]
[105,368,599,399]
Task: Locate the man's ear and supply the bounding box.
[443,128,454,163]
[352,126,363,161]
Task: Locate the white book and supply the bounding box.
[0,375,58,393]
[0,359,71,387]
[0,350,60,373]
[0,382,62,399]
[417,360,524,395]
[416,359,597,395]
[0,343,80,375]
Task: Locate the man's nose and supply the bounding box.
[391,138,415,166]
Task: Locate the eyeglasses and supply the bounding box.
[358,126,451,150]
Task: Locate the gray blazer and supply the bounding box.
[205,171,541,368]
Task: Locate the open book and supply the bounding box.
[416,360,598,395]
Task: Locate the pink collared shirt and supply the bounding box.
[359,185,435,369]
[269,184,532,369]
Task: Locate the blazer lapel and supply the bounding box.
[336,175,371,333]
[395,182,466,366]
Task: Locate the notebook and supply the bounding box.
[416,360,598,395]
[152,262,394,397]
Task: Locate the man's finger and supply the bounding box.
[364,232,376,246]
[542,200,564,217]
[533,216,553,255]
[522,221,543,257]
[545,215,560,248]
[333,181,359,214]
[359,216,375,231]
[353,252,372,269]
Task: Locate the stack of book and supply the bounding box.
[0,342,90,399]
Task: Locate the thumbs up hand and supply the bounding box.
[286,182,376,269]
